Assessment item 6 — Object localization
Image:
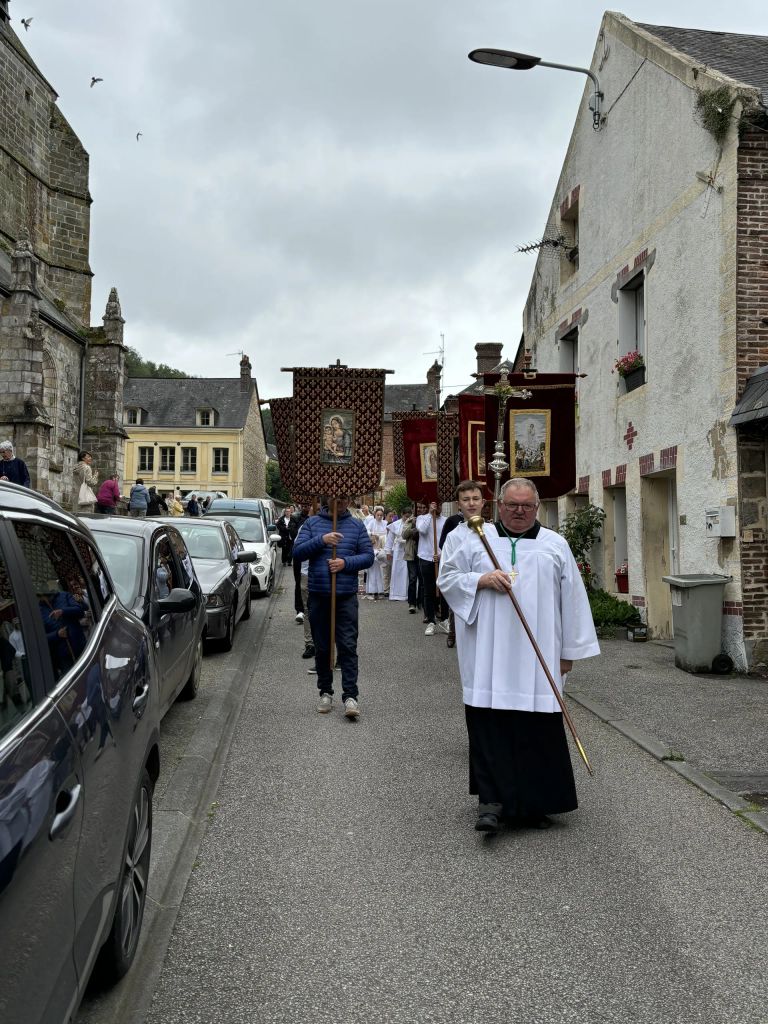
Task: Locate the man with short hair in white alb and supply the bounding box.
[438,477,599,835]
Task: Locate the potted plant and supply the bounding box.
[614,561,629,593]
[614,350,645,392]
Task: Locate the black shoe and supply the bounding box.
[301,645,315,659]
[474,812,501,835]
[523,814,552,830]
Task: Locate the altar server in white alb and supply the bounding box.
[438,476,600,835]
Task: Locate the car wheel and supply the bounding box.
[221,602,236,651]
[180,636,203,700]
[94,768,153,984]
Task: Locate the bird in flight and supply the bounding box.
[90,77,103,88]
[136,132,143,141]
[21,17,32,30]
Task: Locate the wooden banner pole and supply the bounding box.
[329,497,337,673]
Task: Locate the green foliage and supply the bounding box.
[261,408,275,446]
[560,502,605,558]
[266,460,289,502]
[694,86,737,146]
[384,481,411,514]
[588,588,641,628]
[125,346,189,378]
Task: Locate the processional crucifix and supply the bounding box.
[482,369,532,517]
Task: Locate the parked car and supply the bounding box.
[205,512,278,596]
[206,497,279,533]
[83,516,207,712]
[159,518,256,650]
[0,483,161,1024]
[181,489,227,510]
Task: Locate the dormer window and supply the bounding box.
[197,408,214,426]
[125,408,141,425]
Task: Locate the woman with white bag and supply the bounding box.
[73,450,98,514]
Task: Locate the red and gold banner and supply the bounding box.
[482,372,577,500]
[269,397,297,495]
[288,365,389,497]
[401,417,438,505]
[437,412,459,504]
[391,409,435,477]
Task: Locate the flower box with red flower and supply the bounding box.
[615,561,629,593]
[614,351,645,392]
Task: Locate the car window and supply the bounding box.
[168,529,195,589]
[217,516,265,543]
[223,522,242,554]
[153,536,180,599]
[91,531,143,608]
[12,521,98,683]
[71,533,113,611]
[0,545,35,741]
[173,524,228,560]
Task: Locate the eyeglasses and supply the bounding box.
[501,502,538,511]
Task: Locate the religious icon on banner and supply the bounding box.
[477,431,486,476]
[420,443,438,482]
[511,409,551,475]
[320,409,355,465]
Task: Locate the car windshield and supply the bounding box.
[91,532,143,608]
[174,524,229,559]
[213,516,265,542]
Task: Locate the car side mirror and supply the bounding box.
[157,588,197,613]
[236,550,258,563]
[267,524,279,533]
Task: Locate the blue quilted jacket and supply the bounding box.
[293,508,374,595]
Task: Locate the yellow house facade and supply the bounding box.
[122,356,267,498]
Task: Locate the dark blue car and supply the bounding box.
[0,484,161,1024]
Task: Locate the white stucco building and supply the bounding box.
[520,13,768,670]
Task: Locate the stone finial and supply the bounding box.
[102,287,125,345]
[10,235,41,298]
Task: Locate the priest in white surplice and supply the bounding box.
[438,477,600,835]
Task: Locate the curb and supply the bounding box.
[567,688,768,836]
[81,575,281,1024]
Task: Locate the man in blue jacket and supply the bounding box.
[293,495,374,719]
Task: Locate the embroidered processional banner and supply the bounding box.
[436,412,459,504]
[391,409,434,477]
[482,372,577,499]
[458,393,490,496]
[287,365,389,497]
[269,397,314,504]
[400,416,438,505]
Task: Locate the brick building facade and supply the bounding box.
[0,2,127,506]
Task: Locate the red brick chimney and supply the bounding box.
[240,354,252,392]
[475,343,503,375]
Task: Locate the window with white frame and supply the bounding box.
[618,274,645,362]
[138,447,154,473]
[159,447,175,473]
[558,327,578,374]
[125,408,140,425]
[197,409,213,426]
[181,447,197,473]
[212,447,229,474]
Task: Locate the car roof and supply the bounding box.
[0,481,97,539]
[147,515,225,529]
[80,514,179,540]
[207,499,263,513]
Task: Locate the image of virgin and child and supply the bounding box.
[320,410,354,465]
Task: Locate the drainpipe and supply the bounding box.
[78,336,88,449]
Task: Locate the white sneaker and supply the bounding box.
[295,611,304,623]
[424,623,436,636]
[344,697,360,719]
[317,693,333,713]
[437,619,450,634]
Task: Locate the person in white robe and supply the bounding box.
[365,508,387,598]
[438,477,599,835]
[385,516,409,601]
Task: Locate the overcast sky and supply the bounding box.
[13,0,768,399]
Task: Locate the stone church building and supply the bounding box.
[0,1,127,507]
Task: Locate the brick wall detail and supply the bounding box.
[639,453,655,476]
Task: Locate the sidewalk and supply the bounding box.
[567,634,768,829]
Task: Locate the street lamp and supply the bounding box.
[468,48,603,131]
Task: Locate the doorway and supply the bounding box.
[640,472,678,639]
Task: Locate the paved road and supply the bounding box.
[129,586,768,1024]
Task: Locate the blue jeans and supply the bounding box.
[308,592,359,700]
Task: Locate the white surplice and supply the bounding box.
[366,519,387,594]
[385,519,408,601]
[438,523,600,712]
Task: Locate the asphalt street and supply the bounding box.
[114,574,768,1024]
